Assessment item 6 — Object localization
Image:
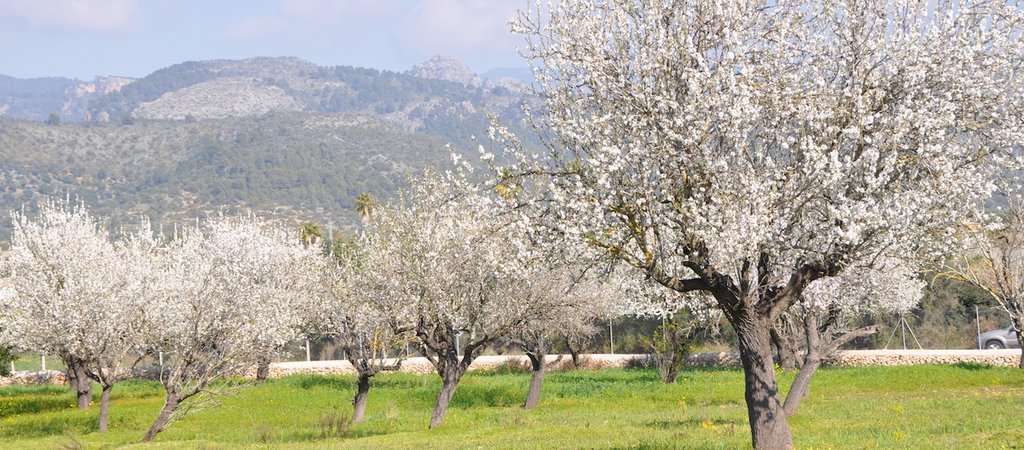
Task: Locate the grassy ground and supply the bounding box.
[1,363,1022,449]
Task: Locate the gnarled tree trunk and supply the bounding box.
[734,311,793,449]
[255,355,271,382]
[784,308,881,417]
[142,390,180,442]
[565,336,583,369]
[770,324,799,370]
[352,372,371,423]
[62,353,92,410]
[430,364,465,428]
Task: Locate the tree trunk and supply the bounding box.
[98,384,113,432]
[783,359,819,417]
[1015,329,1024,369]
[352,372,371,423]
[255,355,271,382]
[771,326,798,370]
[429,370,463,428]
[783,313,821,417]
[735,314,793,449]
[62,354,92,410]
[1012,318,1024,369]
[565,336,582,369]
[523,353,546,409]
[141,391,180,442]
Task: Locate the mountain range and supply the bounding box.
[0,56,538,241]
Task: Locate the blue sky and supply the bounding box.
[0,0,530,80]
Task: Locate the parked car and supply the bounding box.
[978,326,1020,349]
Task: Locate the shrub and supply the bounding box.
[316,410,351,439]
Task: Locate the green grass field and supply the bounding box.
[1,364,1022,449]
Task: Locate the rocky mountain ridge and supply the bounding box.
[0,75,134,121]
[0,56,529,130]
[0,56,538,240]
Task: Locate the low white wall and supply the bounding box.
[2,350,1019,386]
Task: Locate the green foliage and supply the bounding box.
[0,114,460,243]
[0,366,1022,448]
[316,409,352,439]
[642,315,697,383]
[354,192,375,223]
[298,222,322,248]
[0,346,15,377]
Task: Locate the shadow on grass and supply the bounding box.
[645,417,744,429]
[284,424,392,443]
[281,374,436,392]
[550,371,659,384]
[0,394,75,418]
[953,361,994,371]
[450,384,521,408]
[0,414,94,439]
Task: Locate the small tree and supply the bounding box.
[360,168,547,428]
[0,345,13,377]
[562,321,599,369]
[507,269,615,408]
[355,192,376,226]
[140,214,319,442]
[946,189,1024,368]
[1,203,107,409]
[783,260,923,416]
[0,202,152,431]
[317,239,409,423]
[621,277,716,383]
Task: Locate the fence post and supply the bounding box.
[608,317,615,355]
[40,355,45,371]
[975,305,982,349]
[305,339,311,362]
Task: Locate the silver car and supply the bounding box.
[978,326,1020,349]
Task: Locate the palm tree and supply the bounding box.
[299,222,322,248]
[355,193,376,226]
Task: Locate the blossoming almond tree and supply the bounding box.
[360,167,550,428]
[87,222,162,432]
[140,214,320,442]
[0,202,113,411]
[316,239,410,424]
[0,203,159,432]
[0,202,156,434]
[946,188,1024,368]
[507,1,1024,447]
[506,268,617,409]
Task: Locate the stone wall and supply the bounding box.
[3,350,1019,386]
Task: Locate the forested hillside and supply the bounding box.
[0,56,537,241]
[0,113,461,240]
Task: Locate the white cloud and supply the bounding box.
[221,15,288,42]
[279,0,402,23]
[0,0,139,32]
[218,0,527,70]
[396,0,521,55]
